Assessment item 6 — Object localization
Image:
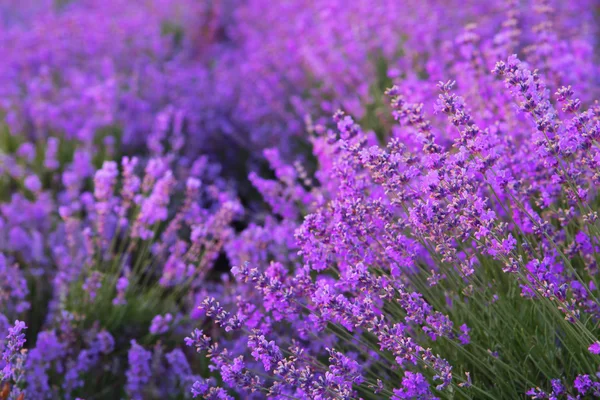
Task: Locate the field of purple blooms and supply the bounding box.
[1,0,600,399]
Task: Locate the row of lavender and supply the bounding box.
[1,0,599,399]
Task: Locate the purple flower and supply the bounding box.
[191,379,210,398]
[113,275,129,306]
[1,320,27,380]
[91,331,114,356]
[574,374,592,394]
[185,329,211,352]
[126,340,152,400]
[149,313,173,335]
[248,331,283,371]
[24,175,42,193]
[458,324,471,345]
[589,342,600,355]
[392,371,439,400]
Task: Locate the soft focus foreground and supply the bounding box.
[0,0,600,399]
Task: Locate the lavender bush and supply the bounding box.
[1,0,600,399]
[189,2,600,399]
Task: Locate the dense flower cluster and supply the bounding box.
[188,2,600,400]
[0,0,600,399]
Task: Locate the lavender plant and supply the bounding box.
[0,115,242,398]
[191,74,600,399]
[186,2,600,399]
[1,0,600,399]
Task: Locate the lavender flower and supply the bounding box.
[1,320,27,381]
[126,340,152,400]
[149,313,173,335]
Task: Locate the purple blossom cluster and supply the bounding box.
[187,2,600,400]
[0,0,600,399]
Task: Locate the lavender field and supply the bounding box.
[1,0,600,399]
